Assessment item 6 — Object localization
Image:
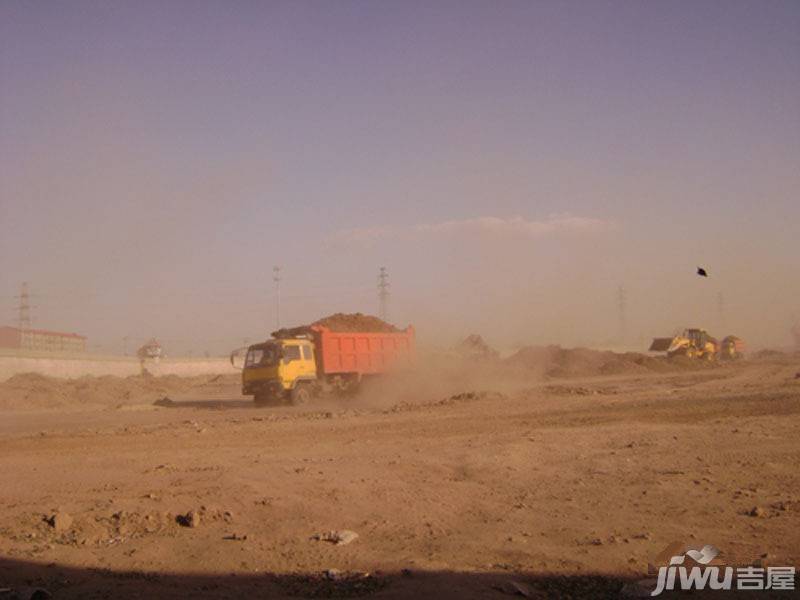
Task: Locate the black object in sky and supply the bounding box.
[697,267,708,277]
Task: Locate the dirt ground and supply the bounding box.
[0,353,798,599]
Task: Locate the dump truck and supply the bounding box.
[240,325,415,404]
[649,328,744,361]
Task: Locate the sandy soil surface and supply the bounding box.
[0,354,798,599]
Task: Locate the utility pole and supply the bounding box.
[273,266,281,328]
[617,284,627,344]
[16,282,32,331]
[13,282,34,351]
[378,267,390,321]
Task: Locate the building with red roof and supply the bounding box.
[0,326,87,353]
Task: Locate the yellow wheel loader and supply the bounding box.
[649,328,719,360]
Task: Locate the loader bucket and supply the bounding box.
[649,337,675,352]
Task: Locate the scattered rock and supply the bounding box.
[771,501,790,512]
[748,506,766,518]
[311,529,359,546]
[223,533,248,541]
[494,580,533,597]
[177,510,201,528]
[45,512,72,532]
[274,570,383,597]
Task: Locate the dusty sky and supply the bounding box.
[1,1,798,355]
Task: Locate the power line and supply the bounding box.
[378,267,390,321]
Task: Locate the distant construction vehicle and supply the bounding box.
[649,328,744,361]
[719,335,745,360]
[238,324,415,405]
[137,338,163,362]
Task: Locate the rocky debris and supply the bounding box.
[324,568,343,581]
[311,529,359,546]
[272,313,400,339]
[174,506,234,527]
[10,508,176,548]
[770,500,792,512]
[45,512,72,532]
[542,384,615,396]
[748,506,766,518]
[177,510,201,528]
[387,391,506,414]
[223,532,248,541]
[493,579,533,597]
[491,576,627,599]
[273,570,384,597]
[504,345,705,378]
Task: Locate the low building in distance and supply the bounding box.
[0,326,87,353]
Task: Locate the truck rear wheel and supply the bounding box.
[290,384,311,406]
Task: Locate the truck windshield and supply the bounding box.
[245,345,278,367]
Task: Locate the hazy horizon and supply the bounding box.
[1,1,798,355]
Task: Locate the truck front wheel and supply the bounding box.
[290,384,311,406]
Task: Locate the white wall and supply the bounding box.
[0,350,236,381]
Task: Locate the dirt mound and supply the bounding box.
[273,312,400,338]
[504,345,701,378]
[0,372,236,410]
